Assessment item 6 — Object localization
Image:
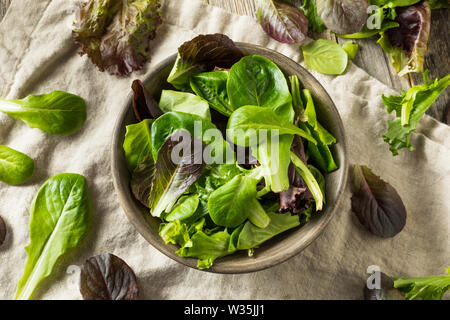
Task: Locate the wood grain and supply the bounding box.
[0,0,447,121]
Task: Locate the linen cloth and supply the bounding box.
[0,0,449,300]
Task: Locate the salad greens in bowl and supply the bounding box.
[111,34,348,273]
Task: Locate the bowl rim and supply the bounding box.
[111,42,349,274]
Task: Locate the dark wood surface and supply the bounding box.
[0,0,448,122]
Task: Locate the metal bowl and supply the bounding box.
[111,43,348,274]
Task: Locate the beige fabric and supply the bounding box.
[0,0,449,300]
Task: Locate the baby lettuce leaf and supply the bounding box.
[383,72,450,155]
[0,216,6,246]
[290,152,324,211]
[227,105,316,147]
[0,91,86,135]
[148,133,206,217]
[167,34,244,89]
[316,0,369,34]
[237,212,300,250]
[159,90,211,119]
[159,219,192,248]
[15,173,92,300]
[302,39,348,75]
[130,156,154,207]
[80,253,139,300]
[177,230,233,269]
[190,71,235,116]
[342,41,359,60]
[351,165,406,237]
[165,194,200,222]
[301,0,327,33]
[393,268,450,300]
[337,21,400,39]
[123,119,153,172]
[73,0,162,76]
[131,79,163,121]
[256,0,308,44]
[248,198,271,228]
[150,112,222,161]
[208,175,258,228]
[0,145,34,185]
[289,75,306,123]
[379,2,431,76]
[227,55,294,122]
[255,134,294,193]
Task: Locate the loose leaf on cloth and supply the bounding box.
[393,268,450,300]
[149,133,206,217]
[382,72,450,155]
[0,145,34,185]
[342,41,359,60]
[0,216,6,246]
[227,55,294,122]
[351,165,406,238]
[378,2,431,76]
[337,21,399,39]
[131,80,163,121]
[73,0,162,76]
[123,119,154,172]
[167,34,244,89]
[80,253,138,300]
[316,0,369,34]
[15,174,92,300]
[130,156,155,207]
[256,0,309,44]
[301,39,348,75]
[0,91,87,135]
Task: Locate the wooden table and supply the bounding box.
[1,0,448,122]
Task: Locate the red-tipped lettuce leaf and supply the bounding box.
[131,156,155,207]
[73,0,162,76]
[131,80,163,121]
[316,0,369,34]
[256,0,309,44]
[351,165,407,238]
[167,34,244,89]
[80,253,138,300]
[149,132,206,217]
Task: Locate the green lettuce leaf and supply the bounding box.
[123,119,153,172]
[159,219,192,248]
[383,72,450,155]
[393,268,450,300]
[159,90,211,119]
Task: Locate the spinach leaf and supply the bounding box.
[256,0,309,44]
[190,71,235,116]
[149,133,206,217]
[165,194,200,222]
[290,151,324,211]
[123,119,153,172]
[80,253,139,300]
[0,145,34,185]
[150,111,221,160]
[302,39,348,75]
[0,91,87,135]
[177,230,233,269]
[393,268,450,300]
[73,0,162,76]
[237,212,300,250]
[382,72,450,155]
[227,105,316,147]
[351,165,407,237]
[159,219,192,248]
[15,173,92,300]
[227,55,294,122]
[316,0,369,34]
[208,175,258,228]
[130,156,154,207]
[159,90,211,119]
[167,34,244,89]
